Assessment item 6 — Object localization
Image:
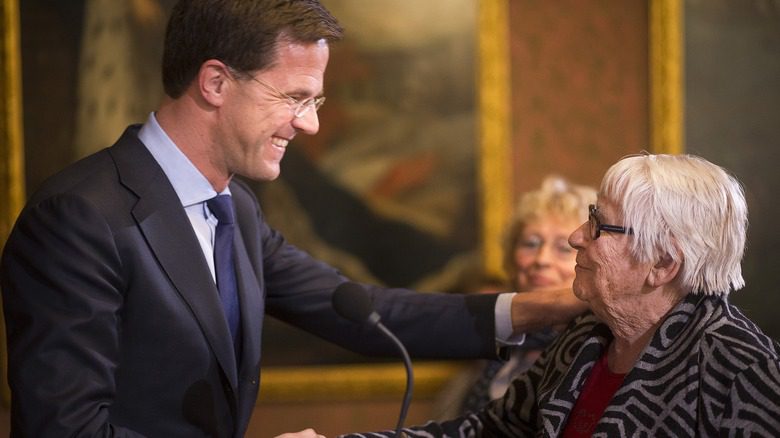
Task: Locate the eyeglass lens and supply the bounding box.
[293,97,325,118]
[589,205,599,239]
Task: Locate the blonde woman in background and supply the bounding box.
[443,175,597,415]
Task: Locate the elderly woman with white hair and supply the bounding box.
[342,153,780,437]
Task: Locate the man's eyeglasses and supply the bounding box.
[588,204,633,240]
[248,75,325,119]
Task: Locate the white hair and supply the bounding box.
[601,153,747,295]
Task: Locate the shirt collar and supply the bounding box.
[138,112,231,208]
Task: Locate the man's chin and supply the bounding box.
[245,165,281,182]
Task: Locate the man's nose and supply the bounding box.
[291,108,320,135]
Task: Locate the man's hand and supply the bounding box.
[511,287,587,334]
[275,428,326,438]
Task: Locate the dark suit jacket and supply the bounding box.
[0,126,498,437]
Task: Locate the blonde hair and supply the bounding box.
[601,153,747,295]
[503,175,597,286]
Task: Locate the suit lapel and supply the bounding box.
[109,128,239,388]
[229,183,265,428]
[232,221,263,432]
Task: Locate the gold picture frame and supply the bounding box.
[1,0,24,408]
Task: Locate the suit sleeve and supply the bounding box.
[1,194,146,437]
[231,181,499,359]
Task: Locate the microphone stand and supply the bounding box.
[376,322,413,437]
[331,283,414,437]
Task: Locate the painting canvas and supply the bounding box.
[251,0,481,296]
[251,0,482,365]
[18,0,481,366]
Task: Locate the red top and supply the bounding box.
[561,350,626,437]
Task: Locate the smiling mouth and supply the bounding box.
[271,137,289,148]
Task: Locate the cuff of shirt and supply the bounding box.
[495,292,526,347]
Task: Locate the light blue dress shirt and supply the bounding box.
[138,112,227,283]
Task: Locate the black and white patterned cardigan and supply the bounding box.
[344,293,780,437]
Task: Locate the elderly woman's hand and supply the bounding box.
[274,428,326,438]
[510,287,587,333]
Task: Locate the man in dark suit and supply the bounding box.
[0,1,585,436]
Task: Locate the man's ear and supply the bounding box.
[648,251,681,288]
[198,59,231,107]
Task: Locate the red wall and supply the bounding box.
[508,0,649,195]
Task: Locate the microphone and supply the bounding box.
[332,282,413,437]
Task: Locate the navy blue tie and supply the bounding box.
[207,195,241,355]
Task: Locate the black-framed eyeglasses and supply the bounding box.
[248,75,325,119]
[588,204,633,240]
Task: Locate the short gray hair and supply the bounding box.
[601,153,747,295]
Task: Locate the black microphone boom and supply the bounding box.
[332,282,413,437]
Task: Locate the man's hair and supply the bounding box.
[503,175,597,288]
[601,153,748,295]
[162,0,344,98]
